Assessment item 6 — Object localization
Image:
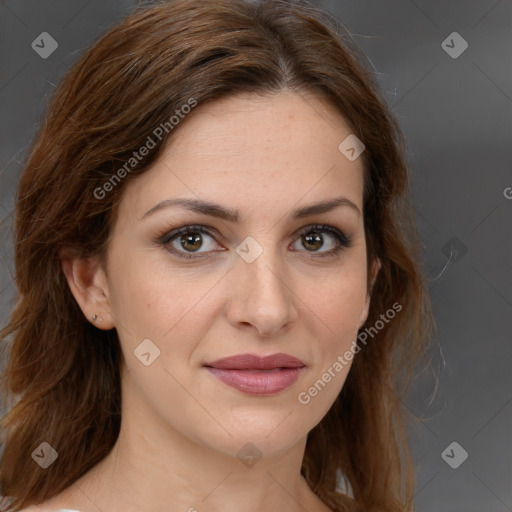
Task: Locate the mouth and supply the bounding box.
[203,353,306,396]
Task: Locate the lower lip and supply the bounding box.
[205,367,304,395]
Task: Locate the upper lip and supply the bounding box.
[204,353,305,370]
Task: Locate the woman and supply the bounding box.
[0,0,433,510]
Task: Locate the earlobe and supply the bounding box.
[59,249,115,329]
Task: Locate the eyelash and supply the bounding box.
[157,223,352,260]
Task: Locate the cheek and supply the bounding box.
[106,250,221,359]
[107,234,367,360]
[300,266,368,357]
[305,263,367,321]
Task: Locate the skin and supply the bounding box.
[36,90,379,512]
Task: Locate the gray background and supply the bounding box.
[1,1,511,511]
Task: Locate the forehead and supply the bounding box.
[117,91,365,225]
[165,90,358,163]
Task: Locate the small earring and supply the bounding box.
[91,314,103,322]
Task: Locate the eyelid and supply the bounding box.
[157,223,351,259]
[295,224,351,247]
[158,223,222,243]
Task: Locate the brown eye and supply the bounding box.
[158,223,351,261]
[301,231,323,251]
[159,225,221,259]
[292,224,351,257]
[178,232,203,252]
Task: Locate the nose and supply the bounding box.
[226,249,299,338]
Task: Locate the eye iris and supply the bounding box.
[181,232,202,252]
[303,232,323,251]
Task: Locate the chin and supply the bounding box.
[190,411,310,461]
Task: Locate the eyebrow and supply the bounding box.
[140,196,361,222]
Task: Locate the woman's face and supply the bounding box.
[101,90,373,458]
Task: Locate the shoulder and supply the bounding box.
[19,509,81,512]
[18,506,81,512]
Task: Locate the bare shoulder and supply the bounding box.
[20,508,80,512]
[19,505,80,512]
[14,488,82,512]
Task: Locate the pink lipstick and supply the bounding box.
[204,353,305,395]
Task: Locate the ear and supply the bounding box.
[59,247,115,329]
[358,257,381,328]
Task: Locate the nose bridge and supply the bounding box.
[248,248,284,296]
[229,235,297,336]
[242,240,288,305]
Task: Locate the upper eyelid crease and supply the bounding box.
[140,196,361,222]
[159,224,351,260]
[158,223,349,242]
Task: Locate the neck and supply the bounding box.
[62,371,330,512]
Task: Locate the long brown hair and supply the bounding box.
[0,0,433,510]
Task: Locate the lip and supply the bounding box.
[205,353,305,370]
[204,353,306,396]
